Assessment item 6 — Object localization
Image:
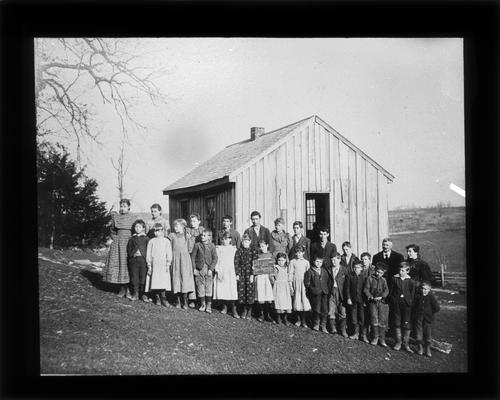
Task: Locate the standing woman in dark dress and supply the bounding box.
[406,244,434,288]
[103,199,136,296]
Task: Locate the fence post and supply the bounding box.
[440,263,445,288]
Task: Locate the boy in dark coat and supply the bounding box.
[288,221,311,261]
[191,230,218,313]
[344,260,367,340]
[340,241,360,276]
[126,219,150,302]
[412,281,440,357]
[327,252,349,337]
[389,261,417,352]
[310,226,337,270]
[304,256,332,333]
[243,210,272,251]
[363,262,390,347]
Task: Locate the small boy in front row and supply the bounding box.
[412,281,440,357]
[126,219,150,302]
[344,260,367,340]
[363,262,389,347]
[191,230,218,313]
[389,261,416,352]
[304,256,331,333]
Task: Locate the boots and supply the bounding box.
[199,297,206,312]
[393,328,402,351]
[417,343,424,355]
[320,315,328,333]
[274,313,281,324]
[264,303,273,322]
[182,293,189,310]
[301,312,308,328]
[205,297,212,313]
[231,302,240,319]
[117,284,127,297]
[360,326,369,343]
[379,327,388,348]
[221,303,228,314]
[370,325,379,345]
[294,313,301,327]
[328,318,337,334]
[240,304,247,319]
[425,343,432,357]
[175,294,182,308]
[403,329,414,353]
[340,318,348,338]
[159,291,168,307]
[349,325,359,340]
[257,303,264,322]
[246,304,253,320]
[312,314,320,331]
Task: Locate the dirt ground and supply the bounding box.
[38,249,467,375]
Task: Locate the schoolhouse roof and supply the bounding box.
[163,115,394,194]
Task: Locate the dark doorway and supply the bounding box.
[305,193,330,241]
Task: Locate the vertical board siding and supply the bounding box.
[319,125,328,192]
[314,122,321,191]
[294,133,303,226]
[184,120,392,252]
[327,130,335,237]
[331,136,341,241]
[366,164,379,255]
[378,171,389,244]
[301,129,308,193]
[248,163,256,221]
[356,155,368,255]
[242,169,250,229]
[235,173,243,231]
[286,139,296,230]
[348,148,358,255]
[307,124,316,192]
[276,145,286,225]
[337,142,350,245]
[257,158,265,225]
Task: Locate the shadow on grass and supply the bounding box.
[80,269,117,294]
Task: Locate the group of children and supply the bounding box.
[103,201,440,358]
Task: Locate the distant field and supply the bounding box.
[390,229,466,273]
[389,207,465,233]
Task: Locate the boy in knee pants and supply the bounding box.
[389,262,416,352]
[412,281,440,356]
[363,262,390,347]
[191,231,218,313]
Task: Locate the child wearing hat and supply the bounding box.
[412,281,440,356]
[235,233,259,319]
[304,255,331,332]
[389,261,417,352]
[363,261,390,347]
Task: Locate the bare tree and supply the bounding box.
[35,38,167,159]
[111,140,129,201]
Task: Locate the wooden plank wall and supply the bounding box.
[230,118,390,251]
[168,183,235,235]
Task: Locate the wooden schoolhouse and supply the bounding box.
[163,115,394,256]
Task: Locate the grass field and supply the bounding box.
[390,229,466,273]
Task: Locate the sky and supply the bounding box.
[37,38,465,213]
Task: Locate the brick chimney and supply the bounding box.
[250,127,265,140]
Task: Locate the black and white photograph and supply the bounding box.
[35,37,467,375]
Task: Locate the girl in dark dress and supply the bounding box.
[406,244,433,288]
[234,233,258,319]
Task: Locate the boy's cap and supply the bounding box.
[374,261,387,271]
